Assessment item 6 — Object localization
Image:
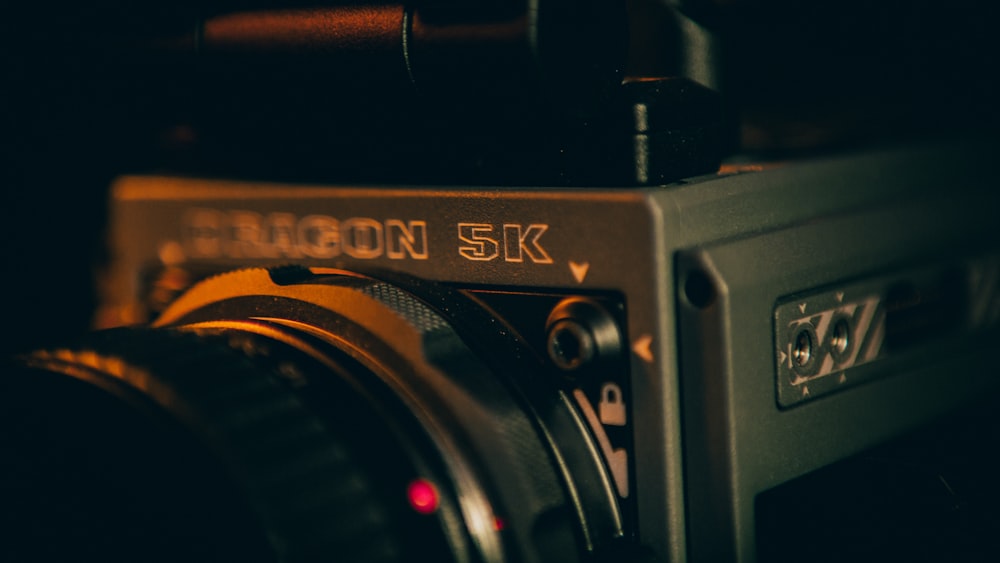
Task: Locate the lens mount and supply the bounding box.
[7,267,623,562]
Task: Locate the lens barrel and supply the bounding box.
[3,268,623,562]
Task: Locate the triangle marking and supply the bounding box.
[569,261,590,284]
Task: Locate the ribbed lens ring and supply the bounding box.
[12,325,462,563]
[1,358,275,563]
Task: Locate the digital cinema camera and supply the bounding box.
[3,1,999,562]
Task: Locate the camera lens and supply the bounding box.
[3,268,622,562]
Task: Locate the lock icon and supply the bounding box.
[598,382,627,426]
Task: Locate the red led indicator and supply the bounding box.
[407,479,440,515]
[493,516,506,531]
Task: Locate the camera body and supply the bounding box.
[94,141,1000,561]
[6,1,1000,561]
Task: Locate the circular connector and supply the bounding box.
[790,323,819,376]
[793,330,812,366]
[829,315,853,363]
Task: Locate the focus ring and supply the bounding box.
[27,327,407,563]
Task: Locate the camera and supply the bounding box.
[3,1,1000,562]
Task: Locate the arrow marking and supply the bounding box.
[838,373,847,384]
[778,349,787,366]
[569,261,590,284]
[798,303,808,314]
[836,291,845,303]
[633,335,654,363]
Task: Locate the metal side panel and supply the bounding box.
[676,187,1000,562]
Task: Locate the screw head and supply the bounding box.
[547,319,596,371]
[544,297,622,373]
